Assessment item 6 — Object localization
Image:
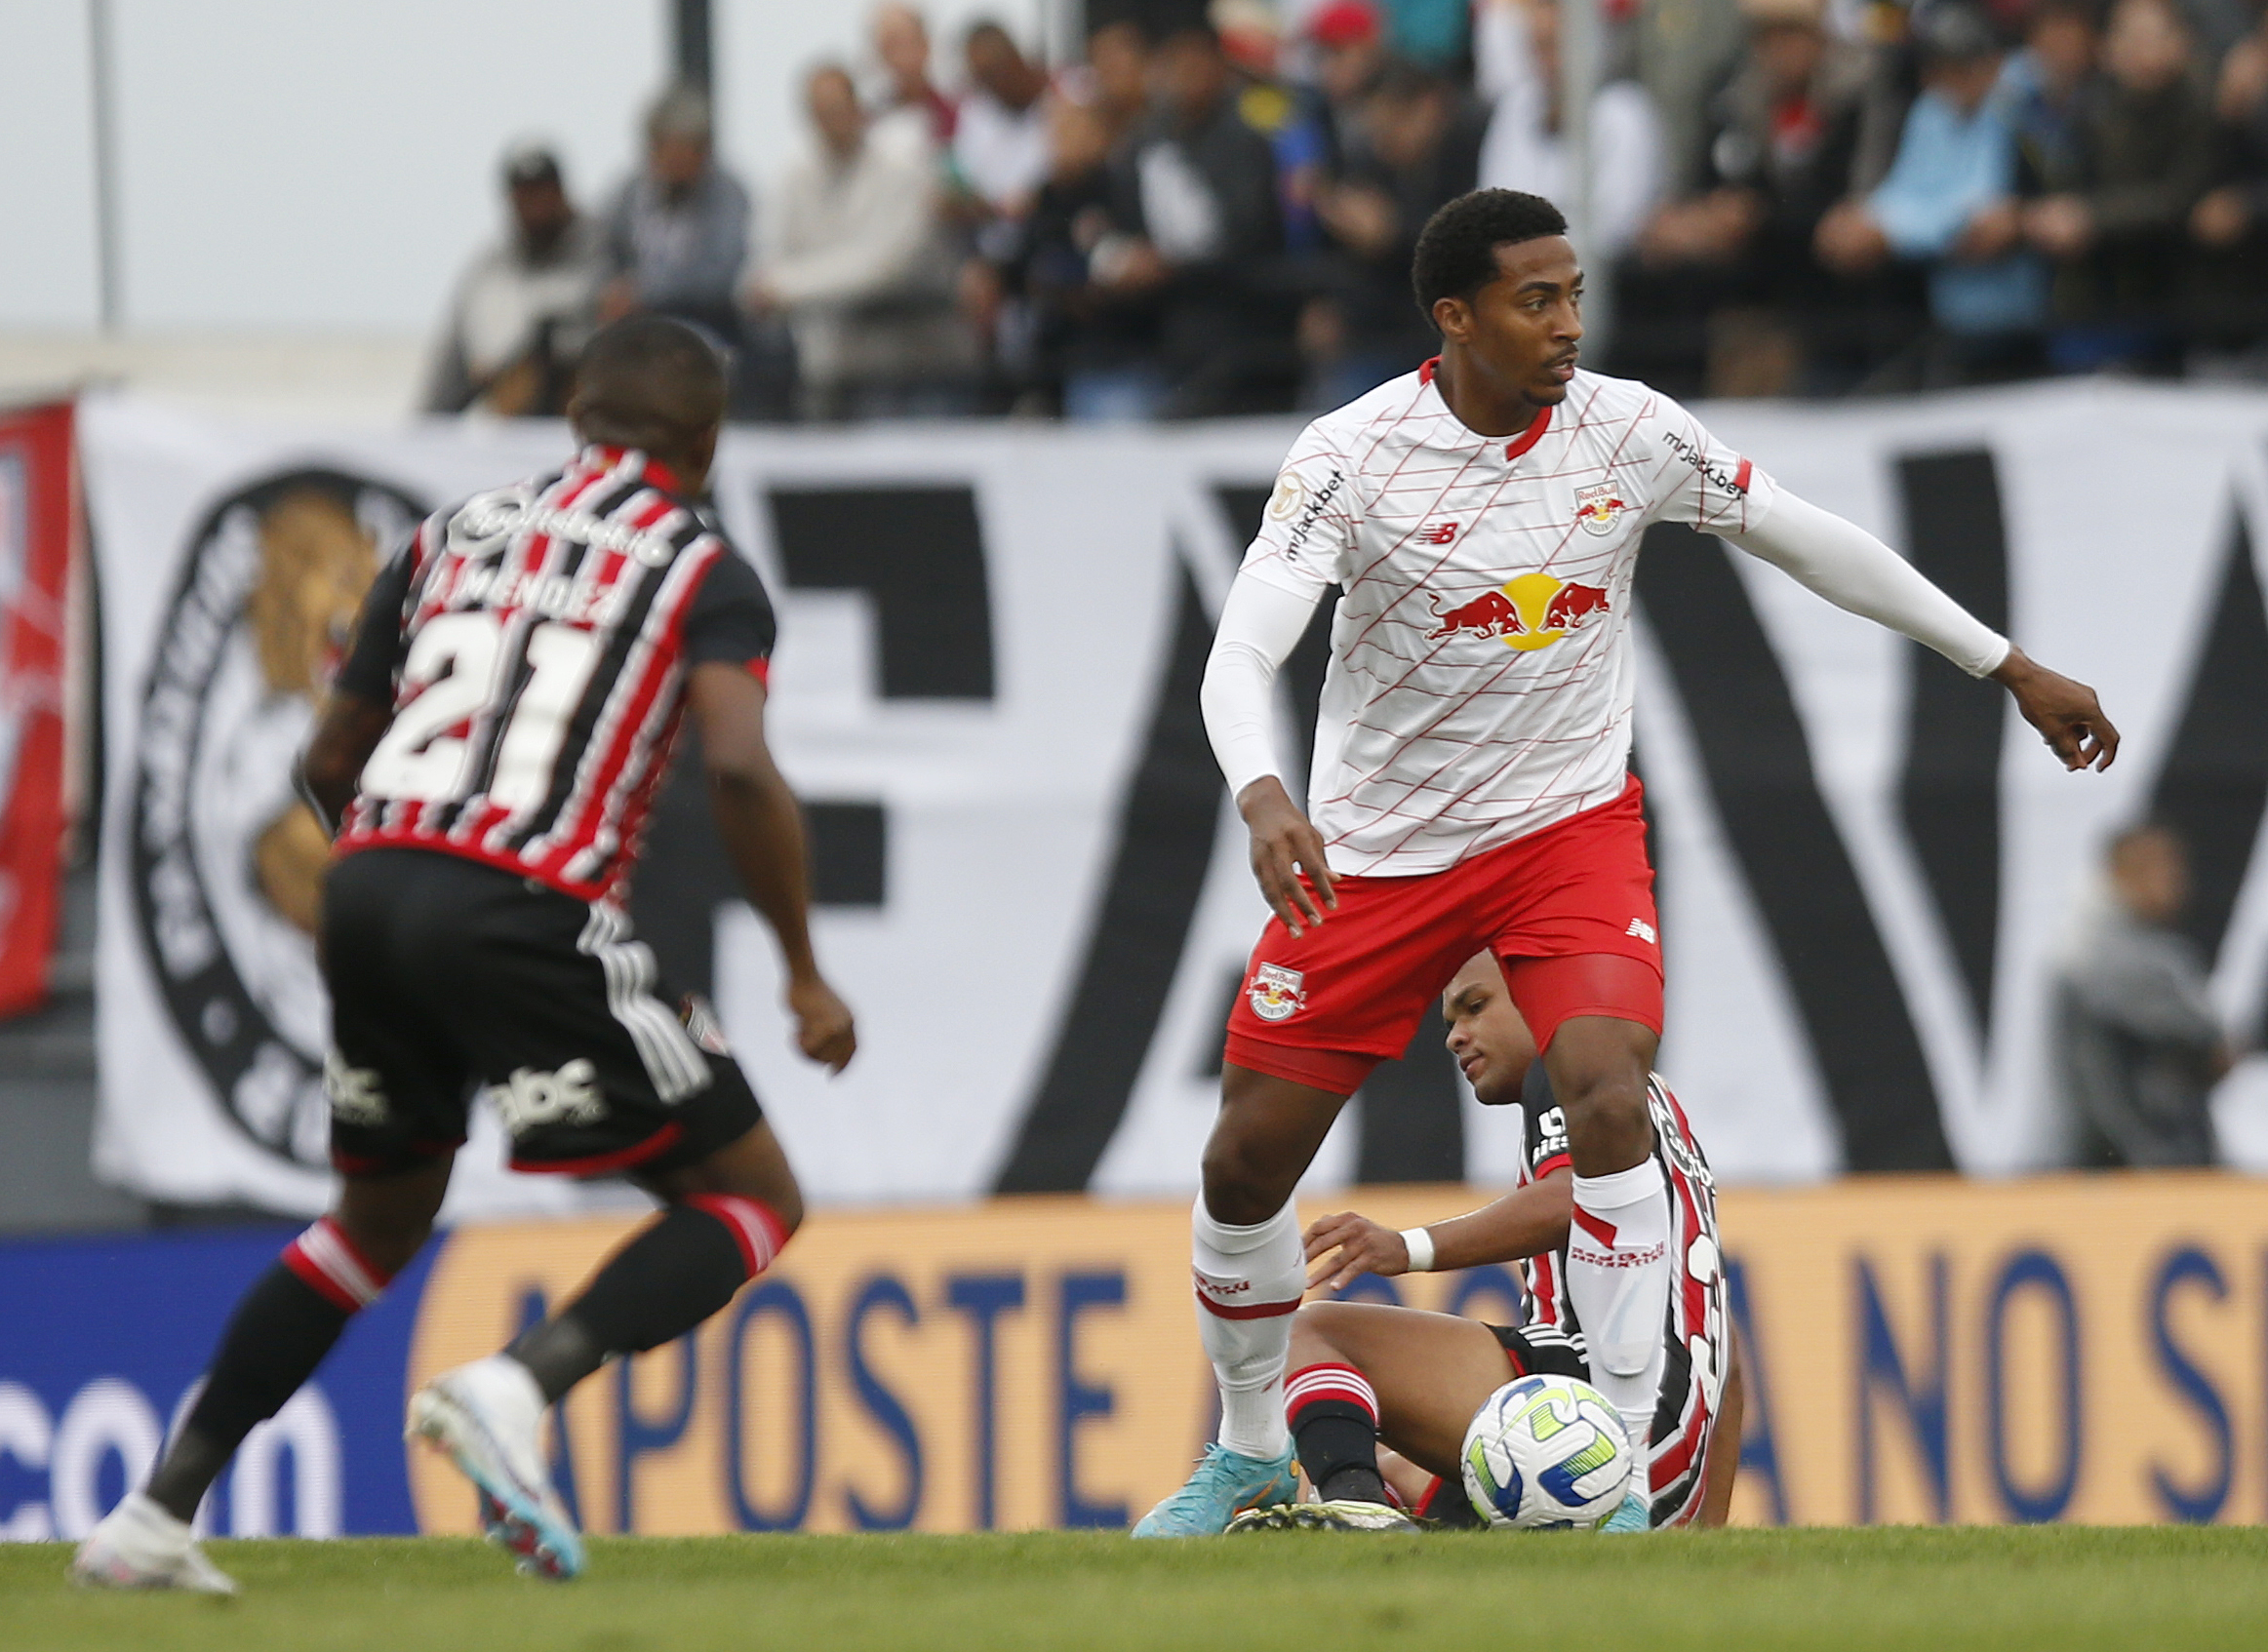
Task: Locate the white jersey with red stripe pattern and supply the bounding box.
[1237,364,1775,876]
[1515,1063,1727,1528]
[331,445,776,906]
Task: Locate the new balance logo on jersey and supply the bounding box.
[1626,918,1656,944]
[1421,521,1459,544]
[491,1059,606,1136]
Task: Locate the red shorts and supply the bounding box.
[1223,776,1662,1096]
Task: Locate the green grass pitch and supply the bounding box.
[6,1528,2265,1651]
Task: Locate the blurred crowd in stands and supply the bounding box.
[423,0,2268,419]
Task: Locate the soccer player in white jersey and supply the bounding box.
[1134,188,2117,1536]
[1231,953,1741,1534]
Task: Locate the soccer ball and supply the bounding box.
[1459,1373,1633,1529]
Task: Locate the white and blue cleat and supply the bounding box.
[1132,1442,1299,1538]
[1599,1489,1651,1532]
[408,1354,585,1580]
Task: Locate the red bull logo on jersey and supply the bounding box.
[1426,572,1612,652]
[1248,963,1307,1022]
[1573,483,1627,535]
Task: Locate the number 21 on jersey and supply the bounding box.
[360,611,603,811]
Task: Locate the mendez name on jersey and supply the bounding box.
[331,446,776,904]
[1237,362,1779,877]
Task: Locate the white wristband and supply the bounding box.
[1400,1227,1436,1273]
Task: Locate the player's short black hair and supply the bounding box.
[569,315,729,463]
[1411,189,1571,321]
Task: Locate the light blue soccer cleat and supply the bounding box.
[1131,1442,1300,1538]
[407,1354,586,1580]
[1600,1490,1651,1533]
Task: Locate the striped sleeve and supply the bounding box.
[1238,418,1355,597]
[331,530,423,702]
[1638,393,1777,538]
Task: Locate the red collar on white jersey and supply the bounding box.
[1417,356,1554,460]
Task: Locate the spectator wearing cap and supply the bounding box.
[2022,0,2216,372]
[1631,0,1881,395]
[746,62,974,420]
[1478,0,1664,262]
[2187,0,2268,366]
[422,144,607,415]
[871,3,958,155]
[1094,21,1294,416]
[2050,823,2235,1169]
[1815,4,2049,380]
[600,85,754,342]
[1303,0,1393,176]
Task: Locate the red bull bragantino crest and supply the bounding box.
[1573,482,1627,535]
[1426,572,1612,651]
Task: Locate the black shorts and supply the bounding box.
[1486,1321,1591,1383]
[321,846,762,1179]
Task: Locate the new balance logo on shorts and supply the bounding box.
[1626,917,1657,944]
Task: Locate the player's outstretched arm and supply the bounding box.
[686,661,856,1073]
[1303,1169,1573,1291]
[1202,572,1336,935]
[1725,492,2118,770]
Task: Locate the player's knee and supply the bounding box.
[763,1181,805,1237]
[674,1169,803,1236]
[1552,1063,1652,1161]
[1289,1299,1359,1363]
[332,1209,433,1278]
[1199,1136,1286,1227]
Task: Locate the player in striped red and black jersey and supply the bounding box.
[1231,951,1743,1533]
[75,318,855,1593]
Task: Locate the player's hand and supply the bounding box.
[1991,647,2120,771]
[786,975,856,1073]
[1237,776,1337,938]
[1303,1211,1410,1292]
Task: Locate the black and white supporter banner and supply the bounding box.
[80,385,2268,1218]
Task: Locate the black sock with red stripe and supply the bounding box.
[509,1195,787,1403]
[146,1218,398,1522]
[1286,1362,1389,1506]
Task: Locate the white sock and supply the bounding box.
[1567,1159,1671,1468]
[1191,1197,1305,1461]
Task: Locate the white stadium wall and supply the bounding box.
[76,381,2268,1220]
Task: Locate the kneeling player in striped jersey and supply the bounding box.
[1231,952,1742,1534]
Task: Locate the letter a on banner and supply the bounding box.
[0,402,76,1017]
